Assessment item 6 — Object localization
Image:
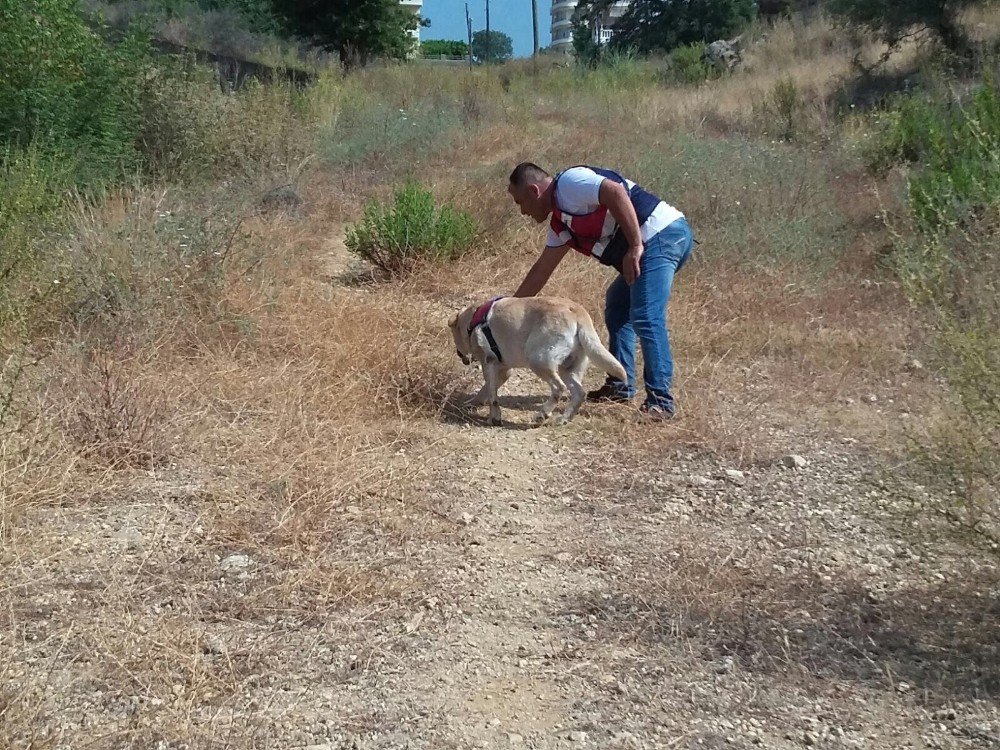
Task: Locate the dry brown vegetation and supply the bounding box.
[2,8,999,749]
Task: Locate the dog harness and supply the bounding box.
[550,166,662,272]
[468,296,505,363]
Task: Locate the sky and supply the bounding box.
[421,0,546,58]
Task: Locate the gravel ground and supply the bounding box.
[4,367,997,750]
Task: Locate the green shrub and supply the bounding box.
[345,183,477,278]
[0,146,75,329]
[910,80,1000,232]
[767,77,808,141]
[861,95,939,173]
[864,76,1000,231]
[886,71,1000,545]
[0,0,150,188]
[668,43,715,85]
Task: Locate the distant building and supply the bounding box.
[550,0,630,54]
[400,0,423,46]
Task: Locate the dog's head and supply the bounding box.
[448,305,477,365]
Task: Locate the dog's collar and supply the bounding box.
[468,296,505,363]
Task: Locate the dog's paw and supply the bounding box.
[553,414,573,426]
[487,416,502,427]
[532,410,550,424]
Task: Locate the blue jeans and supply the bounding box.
[604,217,694,412]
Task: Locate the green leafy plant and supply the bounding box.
[885,72,1000,545]
[345,183,477,277]
[669,42,715,85]
[0,0,150,188]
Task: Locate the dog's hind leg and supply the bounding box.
[555,356,588,425]
[532,369,566,424]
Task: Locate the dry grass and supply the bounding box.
[1,8,986,746]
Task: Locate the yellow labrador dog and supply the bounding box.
[448,296,627,426]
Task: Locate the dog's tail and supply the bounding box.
[577,321,628,383]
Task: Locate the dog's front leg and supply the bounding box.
[484,360,502,426]
[470,368,507,406]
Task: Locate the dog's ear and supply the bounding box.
[447,315,458,328]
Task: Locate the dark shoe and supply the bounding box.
[587,382,633,403]
[639,402,675,421]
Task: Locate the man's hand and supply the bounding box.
[514,245,570,297]
[623,246,643,285]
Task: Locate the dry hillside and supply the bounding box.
[2,9,998,750]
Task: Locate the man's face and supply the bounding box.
[508,181,550,224]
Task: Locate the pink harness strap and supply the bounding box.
[468,296,506,362]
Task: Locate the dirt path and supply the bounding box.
[3,239,997,750]
[296,384,1000,750]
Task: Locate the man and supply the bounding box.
[507,162,694,419]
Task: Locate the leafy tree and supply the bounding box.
[576,0,753,56]
[571,7,602,67]
[471,29,513,64]
[196,0,282,34]
[272,0,425,69]
[421,39,469,57]
[827,0,974,56]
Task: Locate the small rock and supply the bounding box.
[507,733,524,745]
[715,655,735,674]
[907,358,924,371]
[722,469,746,485]
[866,394,878,403]
[219,554,252,572]
[896,681,912,693]
[687,475,711,487]
[778,454,807,469]
[258,184,303,214]
[803,731,818,746]
[202,634,225,655]
[459,512,475,526]
[570,731,588,743]
[114,524,143,548]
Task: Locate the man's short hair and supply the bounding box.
[509,162,550,187]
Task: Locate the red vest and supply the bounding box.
[549,166,662,271]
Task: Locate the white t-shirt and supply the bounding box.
[545,167,684,249]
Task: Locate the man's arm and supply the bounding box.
[514,245,570,297]
[598,179,644,284]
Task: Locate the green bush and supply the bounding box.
[909,81,1000,232]
[767,77,808,141]
[345,183,477,278]
[864,77,1000,232]
[0,0,150,188]
[886,71,1000,545]
[0,147,75,329]
[668,43,714,85]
